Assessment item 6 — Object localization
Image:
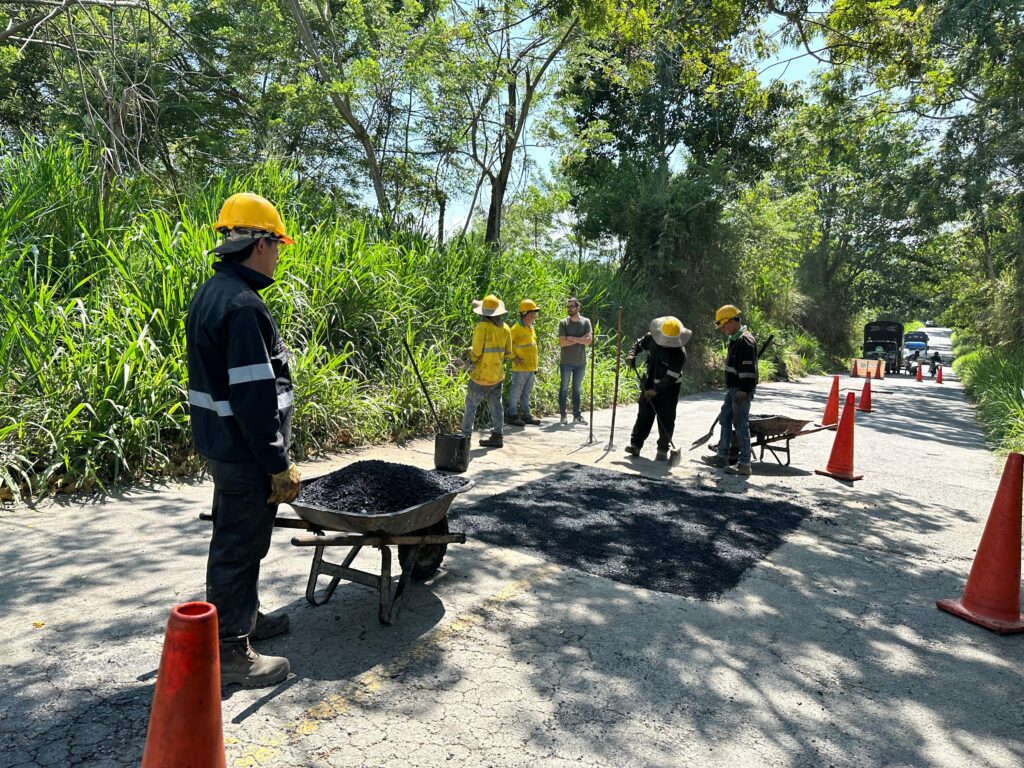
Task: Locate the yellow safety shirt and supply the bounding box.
[510,322,538,372]
[470,321,512,386]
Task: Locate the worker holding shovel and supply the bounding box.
[624,316,691,461]
[700,304,758,476]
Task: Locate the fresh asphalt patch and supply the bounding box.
[451,464,813,599]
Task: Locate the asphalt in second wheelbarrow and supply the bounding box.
[452,463,814,600]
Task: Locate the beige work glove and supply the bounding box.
[268,464,302,504]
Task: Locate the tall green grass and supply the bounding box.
[952,336,1024,455]
[0,140,627,499]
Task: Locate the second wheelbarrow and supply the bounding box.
[696,414,831,466]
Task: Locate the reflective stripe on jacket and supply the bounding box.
[629,333,686,392]
[185,261,293,474]
[725,330,758,392]
[510,322,538,372]
[470,320,512,386]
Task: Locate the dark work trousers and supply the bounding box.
[630,386,680,452]
[206,459,278,642]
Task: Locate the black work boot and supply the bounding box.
[220,640,289,688]
[251,610,289,641]
[624,444,641,457]
[508,416,526,427]
[479,433,504,448]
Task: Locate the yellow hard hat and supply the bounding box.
[518,299,540,314]
[213,193,294,245]
[715,304,741,326]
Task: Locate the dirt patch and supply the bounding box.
[297,460,469,514]
[452,463,812,599]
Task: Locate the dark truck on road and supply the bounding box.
[863,321,904,374]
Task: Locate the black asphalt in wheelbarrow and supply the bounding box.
[452,464,812,600]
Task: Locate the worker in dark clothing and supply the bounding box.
[624,316,691,460]
[700,304,758,476]
[186,192,301,688]
[929,350,941,378]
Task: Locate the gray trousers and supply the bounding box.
[461,379,504,436]
[206,459,277,641]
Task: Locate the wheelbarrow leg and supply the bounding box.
[378,545,393,624]
[305,544,362,606]
[377,545,418,625]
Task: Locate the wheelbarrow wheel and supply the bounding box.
[399,517,449,581]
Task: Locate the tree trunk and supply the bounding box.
[482,20,578,245]
[485,176,505,244]
[284,0,392,224]
[437,195,446,248]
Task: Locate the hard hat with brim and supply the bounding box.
[472,294,507,316]
[518,299,540,314]
[715,304,741,326]
[213,192,295,245]
[650,316,692,348]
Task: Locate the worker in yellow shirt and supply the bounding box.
[508,299,542,426]
[460,294,513,448]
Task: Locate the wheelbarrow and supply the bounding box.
[694,414,831,466]
[287,475,473,624]
[200,476,472,625]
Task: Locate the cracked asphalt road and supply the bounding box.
[2,327,1023,766]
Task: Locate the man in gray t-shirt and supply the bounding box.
[557,297,593,424]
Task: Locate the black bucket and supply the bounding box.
[434,433,471,473]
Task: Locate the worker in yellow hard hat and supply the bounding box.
[185,192,297,688]
[700,304,758,477]
[508,299,542,426]
[624,316,691,460]
[461,294,514,447]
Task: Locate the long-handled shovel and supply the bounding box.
[690,415,720,451]
[631,367,682,467]
[400,335,445,434]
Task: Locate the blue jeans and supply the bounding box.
[508,371,536,418]
[716,388,754,465]
[461,379,504,436]
[559,364,586,418]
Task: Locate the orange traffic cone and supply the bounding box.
[857,376,873,413]
[937,453,1024,633]
[820,376,840,427]
[936,366,944,384]
[142,602,226,767]
[915,365,923,382]
[850,359,859,378]
[816,392,863,481]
